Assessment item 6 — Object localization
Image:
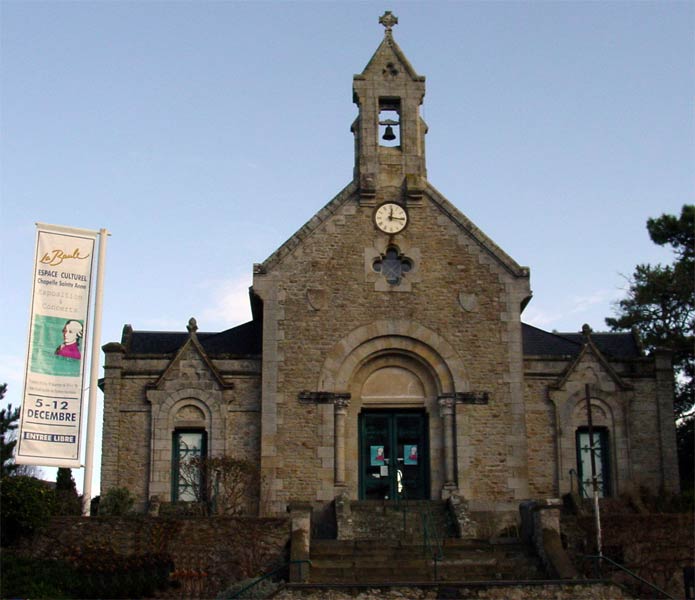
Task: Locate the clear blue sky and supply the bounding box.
[2,1,693,494]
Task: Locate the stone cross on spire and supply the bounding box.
[379,11,398,35]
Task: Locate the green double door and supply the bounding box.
[359,410,429,500]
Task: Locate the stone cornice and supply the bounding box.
[438,391,490,405]
[298,391,351,404]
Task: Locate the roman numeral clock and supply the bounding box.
[374,202,408,234]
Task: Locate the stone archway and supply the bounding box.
[552,385,629,497]
[317,321,467,499]
[317,320,468,394]
[349,352,440,499]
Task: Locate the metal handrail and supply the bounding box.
[584,554,676,600]
[420,502,444,580]
[228,560,311,599]
[395,494,444,580]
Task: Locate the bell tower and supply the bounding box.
[352,12,428,204]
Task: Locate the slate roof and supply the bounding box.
[522,323,641,359]
[124,320,261,356]
[122,320,639,361]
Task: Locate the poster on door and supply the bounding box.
[404,444,418,465]
[370,445,385,465]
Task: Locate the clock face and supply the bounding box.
[374,202,408,234]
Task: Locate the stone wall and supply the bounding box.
[523,351,679,499]
[522,378,556,498]
[101,340,262,511]
[272,583,632,599]
[563,510,693,599]
[24,516,289,599]
[254,185,531,514]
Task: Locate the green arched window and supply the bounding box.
[172,429,207,502]
[576,427,610,498]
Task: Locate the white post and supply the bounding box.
[82,228,108,516]
[585,383,602,556]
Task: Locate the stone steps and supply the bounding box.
[343,499,457,541]
[309,538,546,584]
[277,581,634,599]
[315,500,545,584]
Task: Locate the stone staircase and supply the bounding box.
[309,538,546,584]
[344,499,457,541]
[309,500,546,585]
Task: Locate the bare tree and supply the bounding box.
[178,455,259,515]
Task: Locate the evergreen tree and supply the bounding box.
[606,205,694,489]
[56,467,76,492]
[54,467,81,515]
[0,384,21,478]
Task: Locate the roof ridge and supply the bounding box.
[426,182,529,278]
[258,180,358,273]
[131,329,213,336]
[522,322,583,347]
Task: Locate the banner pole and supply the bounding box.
[82,228,108,516]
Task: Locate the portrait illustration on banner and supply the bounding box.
[30,315,83,377]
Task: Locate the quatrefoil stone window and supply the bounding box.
[373,246,412,285]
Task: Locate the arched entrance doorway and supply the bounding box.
[359,409,429,500]
[348,355,441,500]
[318,321,468,501]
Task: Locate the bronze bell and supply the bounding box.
[382,125,396,141]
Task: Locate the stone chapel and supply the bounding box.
[100,13,679,529]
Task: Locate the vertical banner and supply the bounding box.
[16,224,98,467]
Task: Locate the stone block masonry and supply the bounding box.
[25,516,289,599]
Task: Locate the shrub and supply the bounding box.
[90,494,100,515]
[0,475,55,546]
[0,552,71,599]
[0,547,173,599]
[54,467,82,516]
[98,486,135,515]
[179,456,259,515]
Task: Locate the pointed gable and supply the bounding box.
[425,183,530,278]
[152,318,232,391]
[256,181,357,274]
[357,27,423,83]
[551,326,633,391]
[257,12,528,281]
